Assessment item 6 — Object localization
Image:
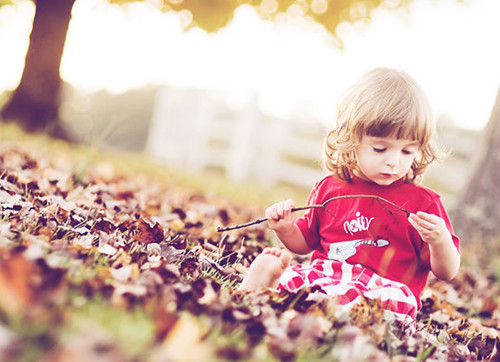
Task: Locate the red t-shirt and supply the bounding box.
[295,175,460,308]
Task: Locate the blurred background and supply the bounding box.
[1,0,499,235]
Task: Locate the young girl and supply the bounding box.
[239,68,460,325]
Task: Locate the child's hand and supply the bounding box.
[409,211,460,281]
[266,200,296,235]
[408,211,451,246]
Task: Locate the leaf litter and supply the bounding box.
[0,144,499,361]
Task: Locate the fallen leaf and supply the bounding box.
[134,218,164,244]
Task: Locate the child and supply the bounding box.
[239,68,460,325]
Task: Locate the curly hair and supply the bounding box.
[324,68,445,184]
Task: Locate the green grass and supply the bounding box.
[64,297,156,358]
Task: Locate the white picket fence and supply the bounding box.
[146,86,328,189]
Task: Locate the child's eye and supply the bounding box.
[402,149,415,155]
[373,147,386,153]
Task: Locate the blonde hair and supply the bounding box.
[324,68,443,184]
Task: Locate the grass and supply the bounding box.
[0,123,308,209]
[64,297,156,358]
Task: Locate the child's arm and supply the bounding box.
[266,200,314,255]
[408,211,460,281]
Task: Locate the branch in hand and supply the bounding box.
[216,194,410,232]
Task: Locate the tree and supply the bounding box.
[0,0,76,139]
[451,87,500,242]
[0,0,409,140]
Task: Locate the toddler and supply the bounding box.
[239,68,460,325]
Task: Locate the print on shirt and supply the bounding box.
[328,239,389,261]
[327,211,389,261]
[344,211,374,236]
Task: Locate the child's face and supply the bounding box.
[354,136,419,186]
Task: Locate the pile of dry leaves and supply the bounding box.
[0,144,499,361]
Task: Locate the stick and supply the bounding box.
[216,194,410,232]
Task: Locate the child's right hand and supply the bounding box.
[265,199,296,235]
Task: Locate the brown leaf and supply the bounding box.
[479,297,499,319]
[218,209,230,226]
[93,217,117,233]
[0,253,35,314]
[134,218,164,244]
[154,306,179,341]
[0,252,66,316]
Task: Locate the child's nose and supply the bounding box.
[385,153,398,166]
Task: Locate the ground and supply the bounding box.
[0,125,499,361]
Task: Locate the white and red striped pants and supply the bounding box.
[277,259,418,325]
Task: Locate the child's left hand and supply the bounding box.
[408,211,450,246]
[409,211,460,281]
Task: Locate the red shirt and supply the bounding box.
[296,175,460,308]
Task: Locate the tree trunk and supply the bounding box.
[0,0,76,140]
[451,86,500,243]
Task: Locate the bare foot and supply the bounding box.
[239,247,292,291]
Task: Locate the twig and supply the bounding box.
[216,194,410,232]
